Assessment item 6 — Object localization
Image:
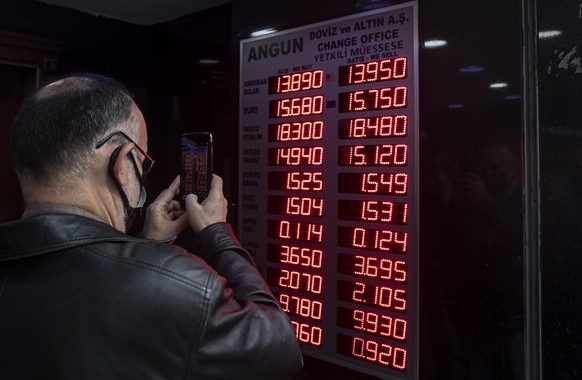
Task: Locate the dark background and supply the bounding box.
[1,0,580,378]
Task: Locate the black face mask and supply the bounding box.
[108,146,147,235]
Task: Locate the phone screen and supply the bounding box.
[181,132,212,202]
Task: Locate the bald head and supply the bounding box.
[10,73,138,188]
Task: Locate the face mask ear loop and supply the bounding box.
[108,145,134,218]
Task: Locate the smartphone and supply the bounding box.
[180,132,213,203]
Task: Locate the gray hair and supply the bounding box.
[10,73,138,185]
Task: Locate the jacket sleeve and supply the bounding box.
[187,222,303,380]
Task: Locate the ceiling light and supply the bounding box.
[250,28,277,38]
[489,82,508,89]
[424,39,447,48]
[539,30,562,39]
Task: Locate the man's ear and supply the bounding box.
[111,143,135,187]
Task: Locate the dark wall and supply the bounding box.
[538,0,582,377]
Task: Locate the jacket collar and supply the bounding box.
[0,213,139,262]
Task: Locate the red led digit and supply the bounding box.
[299,296,321,319]
[393,86,407,107]
[392,57,407,78]
[280,221,291,239]
[366,61,379,82]
[393,173,408,194]
[290,72,302,91]
[306,121,324,140]
[392,318,408,340]
[378,60,391,80]
[351,281,366,303]
[279,293,290,311]
[310,223,323,242]
[312,70,324,88]
[393,115,408,135]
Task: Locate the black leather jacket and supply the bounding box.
[0,213,303,379]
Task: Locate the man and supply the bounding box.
[0,74,303,379]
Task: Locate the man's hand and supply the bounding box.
[142,176,188,240]
[185,175,227,233]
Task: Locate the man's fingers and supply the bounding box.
[152,176,181,206]
[185,193,199,211]
[206,175,223,200]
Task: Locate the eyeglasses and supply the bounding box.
[95,131,155,178]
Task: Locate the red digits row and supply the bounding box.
[279,220,323,243]
[275,121,323,141]
[361,172,408,194]
[353,255,407,282]
[286,196,324,216]
[280,245,323,268]
[347,86,407,112]
[341,144,408,166]
[292,321,322,347]
[361,200,408,224]
[347,57,407,84]
[277,69,324,93]
[279,269,322,294]
[286,172,323,191]
[279,293,323,320]
[353,309,407,341]
[352,336,407,370]
[348,115,408,138]
[350,227,408,253]
[352,282,407,311]
[275,95,324,117]
[275,146,323,166]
